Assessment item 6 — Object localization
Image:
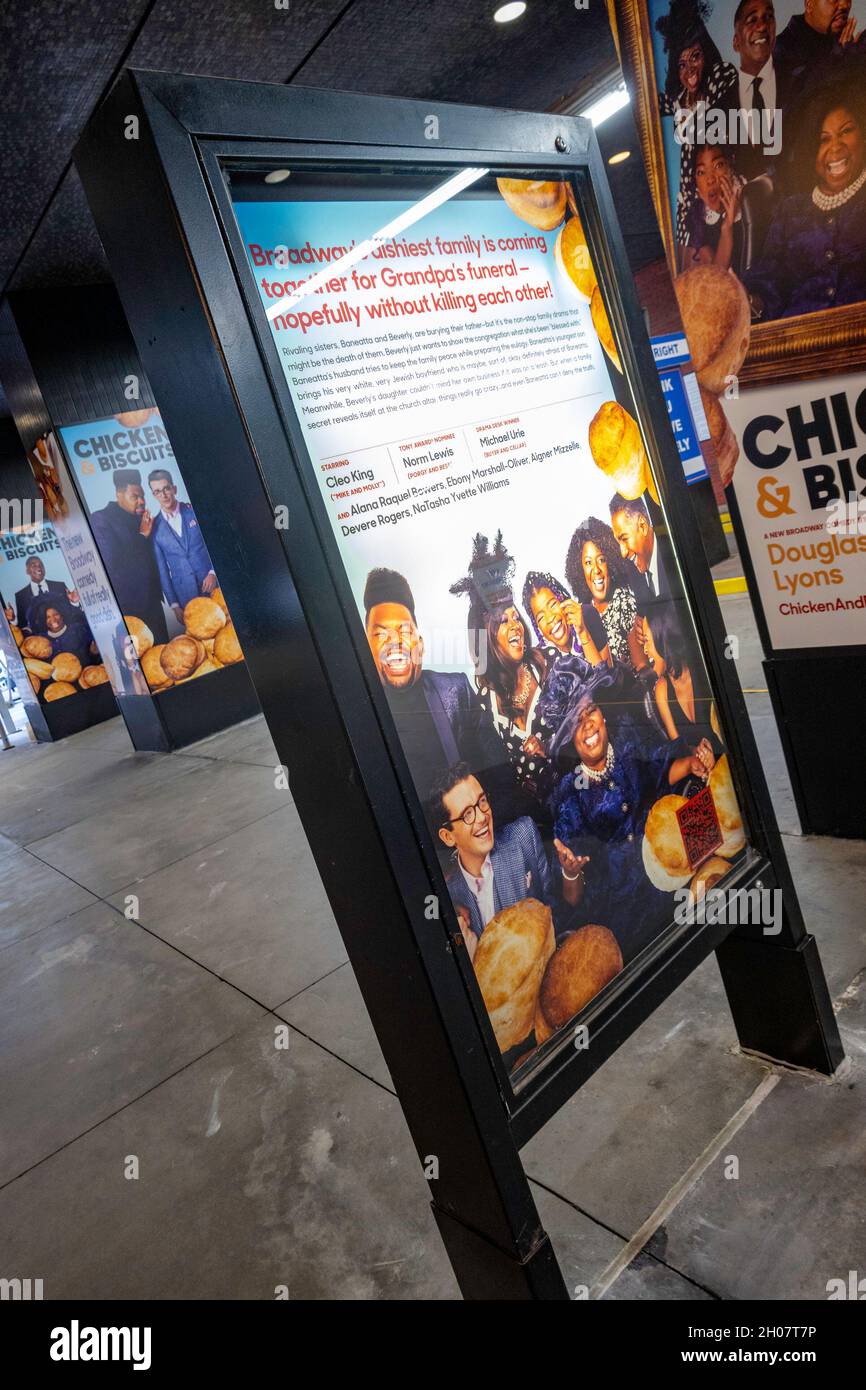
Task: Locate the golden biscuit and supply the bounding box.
[44,680,77,701]
[709,756,746,858]
[590,285,622,372]
[124,616,153,657]
[555,213,598,300]
[29,672,41,695]
[140,645,171,690]
[11,624,23,648]
[179,657,222,682]
[22,635,52,661]
[51,652,82,684]
[645,794,691,877]
[588,400,650,501]
[114,409,154,428]
[160,634,205,682]
[700,387,739,489]
[473,898,555,1053]
[211,587,229,617]
[79,664,109,688]
[213,622,243,665]
[534,925,623,1044]
[641,834,692,892]
[675,267,750,396]
[496,178,567,231]
[24,657,53,680]
[689,856,731,904]
[183,596,226,640]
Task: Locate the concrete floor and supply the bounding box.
[1,572,865,1300]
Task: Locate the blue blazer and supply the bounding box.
[152,502,215,609]
[446,816,554,940]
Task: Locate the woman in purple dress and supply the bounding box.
[745,83,866,320]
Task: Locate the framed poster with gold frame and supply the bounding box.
[615,0,866,386]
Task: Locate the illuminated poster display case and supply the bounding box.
[76,72,841,1300]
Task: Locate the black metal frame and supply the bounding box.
[75,71,842,1298]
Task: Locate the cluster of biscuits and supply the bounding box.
[642,754,746,896]
[127,589,243,692]
[674,266,751,489]
[496,178,622,374]
[12,628,108,701]
[472,897,623,1060]
[496,179,660,508]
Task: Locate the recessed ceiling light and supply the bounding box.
[494,3,526,23]
[608,150,631,165]
[264,169,291,184]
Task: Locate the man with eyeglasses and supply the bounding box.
[430,761,585,960]
[148,469,218,627]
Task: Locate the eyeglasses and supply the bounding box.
[444,793,490,828]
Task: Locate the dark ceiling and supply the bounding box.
[0,0,660,408]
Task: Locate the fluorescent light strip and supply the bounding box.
[264,165,489,321]
[581,84,629,129]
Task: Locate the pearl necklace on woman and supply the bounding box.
[812,167,866,212]
[579,743,616,786]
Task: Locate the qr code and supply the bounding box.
[676,786,723,870]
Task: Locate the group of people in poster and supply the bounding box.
[363,492,724,1061]
[89,465,218,647]
[3,457,221,703]
[2,550,100,691]
[657,0,866,319]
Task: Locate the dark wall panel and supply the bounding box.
[6,285,157,428]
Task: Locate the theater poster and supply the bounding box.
[56,409,244,693]
[615,0,866,490]
[231,168,747,1072]
[728,369,866,648]
[0,514,105,704]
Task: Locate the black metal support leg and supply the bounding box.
[432,1206,570,1301]
[716,931,844,1075]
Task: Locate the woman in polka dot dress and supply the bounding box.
[451,532,555,808]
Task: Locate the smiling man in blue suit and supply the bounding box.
[147,469,217,624]
[429,762,584,954]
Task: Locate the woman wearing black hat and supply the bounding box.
[450,532,552,792]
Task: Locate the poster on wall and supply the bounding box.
[56,409,245,693]
[617,0,866,487]
[28,432,149,699]
[728,369,866,648]
[231,169,748,1072]
[0,514,107,704]
[642,0,866,315]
